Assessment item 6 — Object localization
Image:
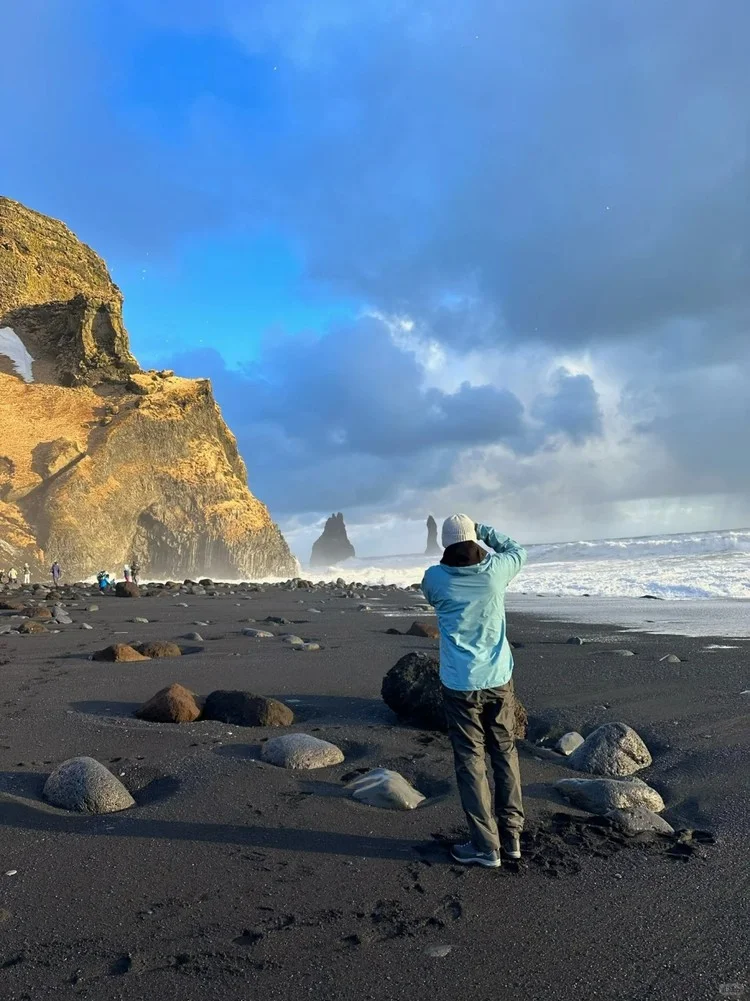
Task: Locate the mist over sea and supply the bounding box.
[280,528,750,600]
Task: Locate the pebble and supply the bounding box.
[243,628,275,639]
[281,635,304,645]
[660,654,682,663]
[297,642,321,652]
[566,636,585,645]
[80,623,93,630]
[4,870,17,877]
[425,945,453,958]
[87,605,99,612]
[183,632,203,641]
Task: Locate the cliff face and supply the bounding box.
[0,196,297,580]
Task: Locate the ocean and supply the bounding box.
[282,527,750,601]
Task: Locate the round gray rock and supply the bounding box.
[555,776,664,814]
[261,734,344,770]
[605,806,675,835]
[347,768,425,810]
[567,721,652,776]
[243,628,274,638]
[43,757,135,814]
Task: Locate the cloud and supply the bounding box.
[2,0,749,544]
[162,315,605,517]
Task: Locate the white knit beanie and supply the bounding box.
[441,514,476,548]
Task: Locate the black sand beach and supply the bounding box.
[1,583,748,1000]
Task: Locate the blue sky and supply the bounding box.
[1,0,749,559]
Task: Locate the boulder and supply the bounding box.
[309,513,356,567]
[381,651,527,738]
[243,628,274,639]
[347,768,426,810]
[115,581,140,598]
[605,806,675,836]
[555,776,664,814]
[136,683,201,723]
[202,690,294,727]
[556,732,585,756]
[425,515,442,557]
[93,643,150,662]
[568,722,652,776]
[136,640,182,659]
[0,599,25,611]
[23,605,52,619]
[18,620,47,634]
[52,605,72,624]
[43,756,135,813]
[406,621,439,639]
[261,733,344,769]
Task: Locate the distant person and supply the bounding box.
[123,564,131,583]
[421,515,527,868]
[8,566,18,584]
[22,563,31,585]
[50,561,61,586]
[130,560,140,585]
[0,569,5,584]
[96,570,111,593]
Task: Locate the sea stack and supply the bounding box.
[310,513,356,567]
[425,515,442,556]
[0,196,298,580]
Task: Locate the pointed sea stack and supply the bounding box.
[425,515,442,557]
[0,196,298,580]
[310,513,356,567]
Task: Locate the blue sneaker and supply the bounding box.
[450,842,502,868]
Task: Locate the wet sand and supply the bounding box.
[1,584,748,1000]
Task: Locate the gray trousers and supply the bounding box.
[442,682,524,854]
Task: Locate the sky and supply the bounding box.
[1,0,748,560]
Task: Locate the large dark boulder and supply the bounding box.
[381,651,527,738]
[425,515,442,557]
[115,581,140,598]
[310,513,355,567]
[202,690,294,727]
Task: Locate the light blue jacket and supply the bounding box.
[421,525,527,691]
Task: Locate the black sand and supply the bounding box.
[1,585,748,1000]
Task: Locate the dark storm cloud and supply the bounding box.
[208,0,750,350]
[163,316,603,514]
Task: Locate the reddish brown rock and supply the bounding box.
[136,640,182,659]
[18,620,47,634]
[135,684,200,723]
[93,643,150,662]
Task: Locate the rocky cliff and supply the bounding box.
[309,513,356,567]
[0,196,297,580]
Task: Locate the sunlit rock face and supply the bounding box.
[0,196,297,580]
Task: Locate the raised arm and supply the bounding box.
[475,523,527,582]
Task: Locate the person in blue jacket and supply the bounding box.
[421,514,527,868]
